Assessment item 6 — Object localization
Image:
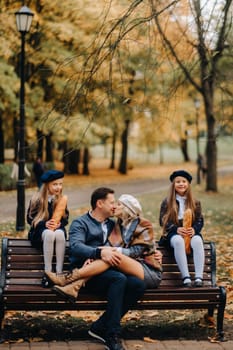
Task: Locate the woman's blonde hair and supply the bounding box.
[29,183,62,227]
[162,181,196,231]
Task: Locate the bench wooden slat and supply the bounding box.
[5,286,219,302]
[6,262,70,270]
[4,274,212,286]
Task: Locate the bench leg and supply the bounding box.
[215,286,227,342]
[207,308,214,317]
[0,302,6,344]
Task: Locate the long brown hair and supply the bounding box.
[162,181,196,230]
[29,183,62,227]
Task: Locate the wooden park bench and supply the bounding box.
[0,238,226,341]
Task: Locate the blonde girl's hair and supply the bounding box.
[162,181,196,232]
[29,183,62,228]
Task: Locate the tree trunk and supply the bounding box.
[0,114,4,163]
[66,148,80,174]
[202,68,217,191]
[37,129,44,159]
[118,119,129,174]
[180,135,190,162]
[205,108,217,191]
[45,133,53,162]
[61,141,68,173]
[82,147,90,175]
[76,148,81,174]
[159,143,164,164]
[109,130,116,169]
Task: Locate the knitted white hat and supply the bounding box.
[118,194,142,216]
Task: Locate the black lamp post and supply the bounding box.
[15,6,34,231]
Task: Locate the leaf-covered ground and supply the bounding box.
[1,162,233,342]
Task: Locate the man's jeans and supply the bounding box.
[85,268,145,337]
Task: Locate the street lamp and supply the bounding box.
[15,6,34,231]
[194,97,201,184]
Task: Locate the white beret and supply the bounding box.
[118,194,142,216]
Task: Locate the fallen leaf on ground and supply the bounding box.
[199,314,215,328]
[8,338,24,343]
[133,344,143,349]
[208,336,220,343]
[29,337,44,342]
[143,337,157,343]
[168,315,186,323]
[223,312,233,320]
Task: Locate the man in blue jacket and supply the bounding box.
[69,187,145,350]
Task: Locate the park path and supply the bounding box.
[0,339,232,350]
[0,163,232,224]
[0,171,168,223]
[0,179,168,223]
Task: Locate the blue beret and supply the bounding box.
[41,170,64,183]
[169,170,192,183]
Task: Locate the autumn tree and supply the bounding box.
[150,0,233,191]
[56,0,180,173]
[64,0,232,184]
[1,0,232,184]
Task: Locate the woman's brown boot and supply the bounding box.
[45,268,80,286]
[52,279,85,303]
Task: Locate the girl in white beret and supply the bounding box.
[159,170,204,287]
[27,170,69,288]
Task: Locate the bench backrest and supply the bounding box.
[0,238,216,290]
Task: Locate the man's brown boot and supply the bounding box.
[45,268,80,287]
[52,279,85,303]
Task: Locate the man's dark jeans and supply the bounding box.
[85,268,145,337]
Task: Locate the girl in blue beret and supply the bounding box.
[27,170,69,287]
[159,170,204,287]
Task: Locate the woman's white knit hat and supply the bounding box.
[118,194,142,216]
